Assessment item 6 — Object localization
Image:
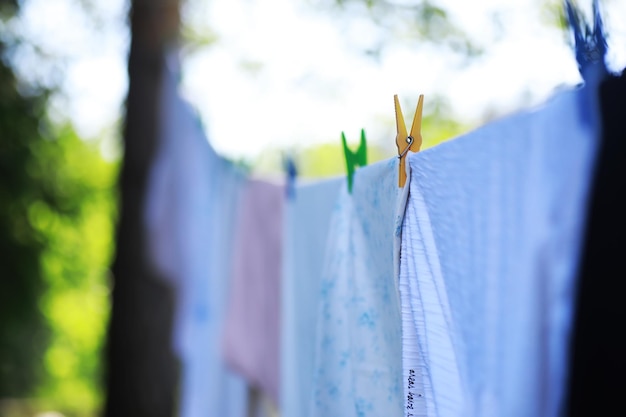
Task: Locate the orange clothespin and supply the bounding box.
[395,94,423,188]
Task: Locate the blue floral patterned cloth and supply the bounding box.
[310,158,404,417]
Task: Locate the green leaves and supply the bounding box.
[32,126,117,414]
[1,41,117,414]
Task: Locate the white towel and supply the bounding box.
[399,87,598,417]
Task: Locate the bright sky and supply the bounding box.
[11,0,626,159]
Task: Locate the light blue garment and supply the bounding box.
[281,177,342,417]
[399,87,598,417]
[310,158,404,417]
[144,55,248,417]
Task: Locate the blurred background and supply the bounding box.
[0,0,624,416]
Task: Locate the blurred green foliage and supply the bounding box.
[33,126,116,415]
[0,42,51,400]
[1,3,117,416]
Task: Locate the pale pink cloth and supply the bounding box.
[222,179,283,406]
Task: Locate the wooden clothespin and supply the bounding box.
[395,94,423,188]
[342,129,368,193]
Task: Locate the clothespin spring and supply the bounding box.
[397,136,414,159]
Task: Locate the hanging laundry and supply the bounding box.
[310,158,405,417]
[144,54,248,417]
[399,84,599,417]
[281,177,342,417]
[223,179,284,407]
[565,70,626,417]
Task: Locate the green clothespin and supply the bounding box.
[341,129,368,193]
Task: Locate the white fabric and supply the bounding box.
[144,56,248,417]
[310,158,404,417]
[399,87,598,417]
[281,178,342,417]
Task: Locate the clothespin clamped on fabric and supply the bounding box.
[341,129,368,193]
[395,94,423,188]
[283,154,298,199]
[565,0,608,128]
[566,0,607,77]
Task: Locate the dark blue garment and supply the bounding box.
[565,69,626,417]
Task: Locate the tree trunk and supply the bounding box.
[105,1,180,416]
